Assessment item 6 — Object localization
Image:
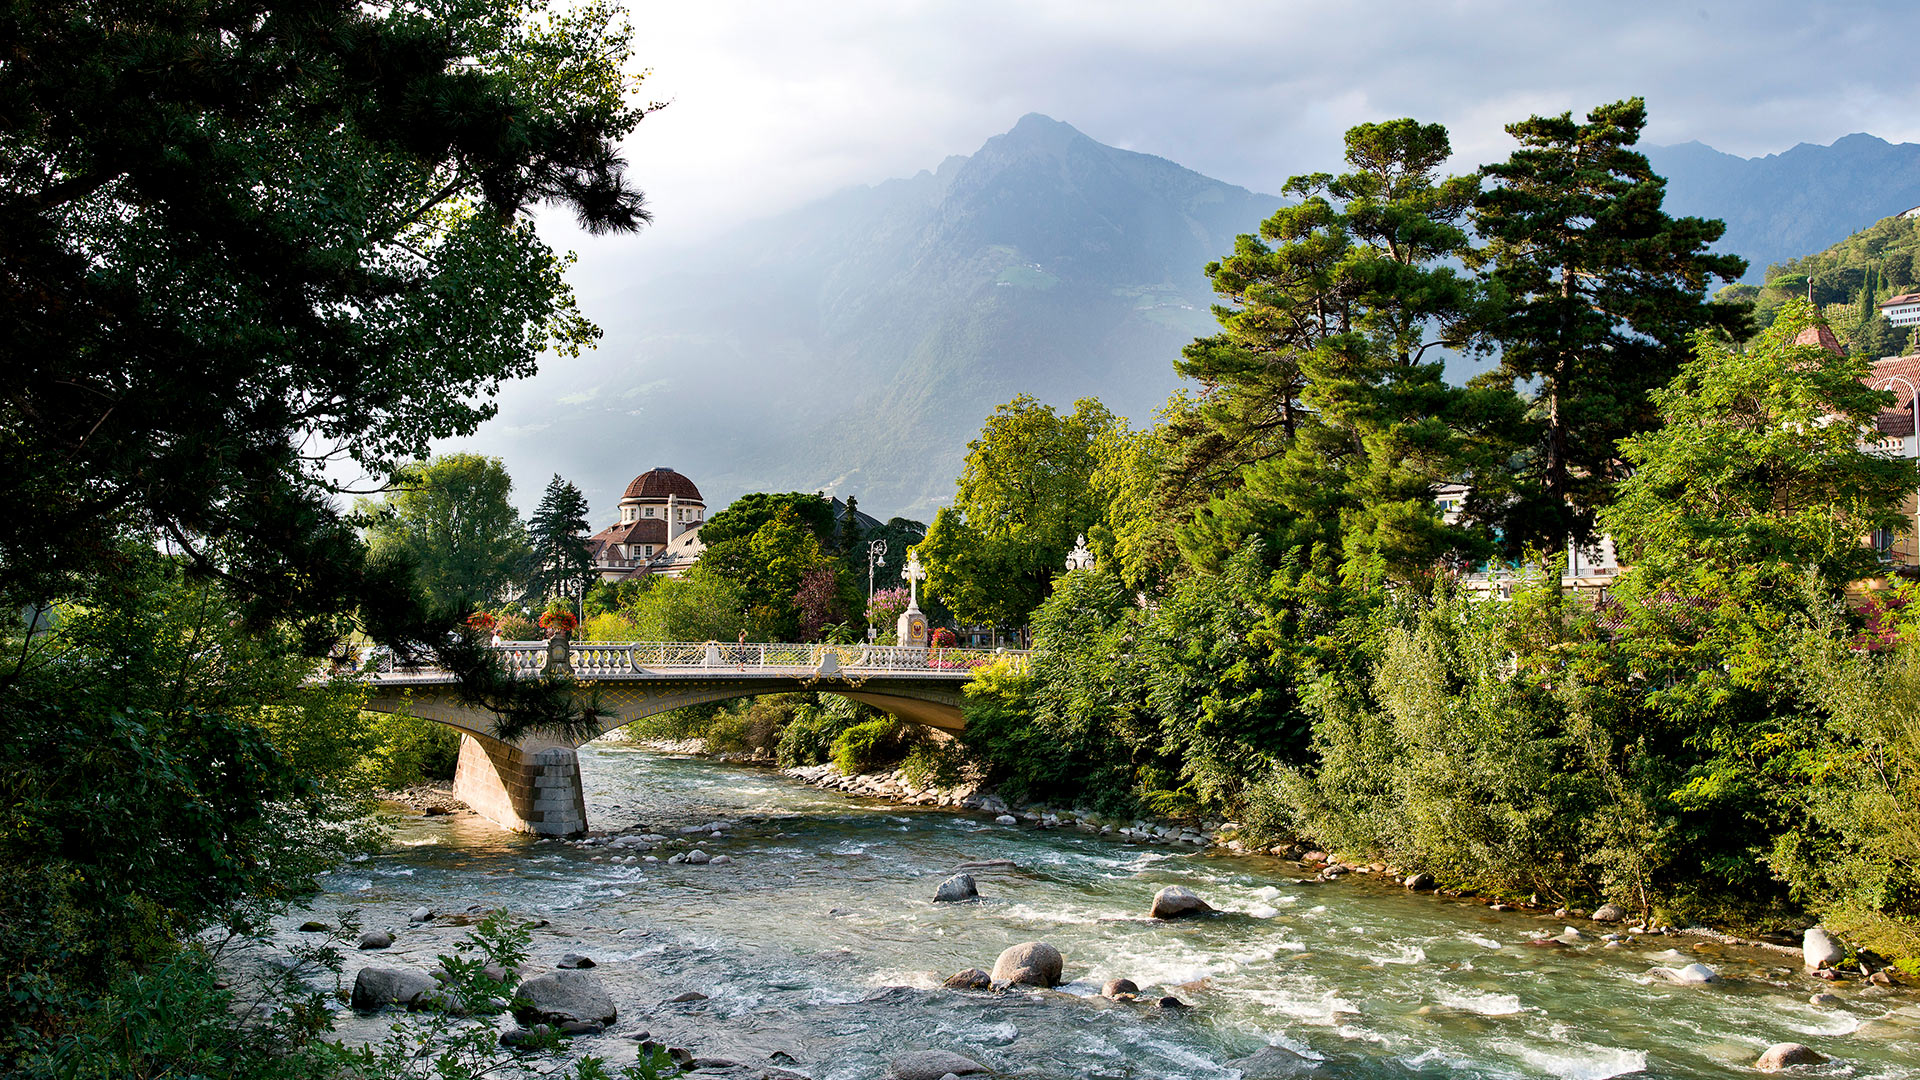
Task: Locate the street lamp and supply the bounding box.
[867,538,888,604]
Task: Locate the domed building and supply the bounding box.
[587,467,708,580]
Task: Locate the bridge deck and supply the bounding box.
[356,640,1021,685]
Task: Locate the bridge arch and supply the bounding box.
[355,641,1002,835]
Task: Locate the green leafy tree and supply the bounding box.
[524,474,595,606]
[360,455,530,611]
[622,568,745,643]
[1601,301,1917,587]
[1,0,654,622]
[1473,97,1748,554]
[1171,119,1506,588]
[920,395,1119,631]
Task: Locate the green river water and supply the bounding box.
[286,744,1920,1079]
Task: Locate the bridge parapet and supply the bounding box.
[361,640,1024,681]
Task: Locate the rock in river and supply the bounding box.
[1652,962,1719,985]
[350,966,438,1010]
[991,941,1063,988]
[933,873,978,903]
[556,953,595,969]
[943,968,991,991]
[512,971,618,1026]
[1149,885,1213,920]
[357,930,394,950]
[1232,1044,1320,1078]
[1102,978,1139,1000]
[888,1050,987,1079]
[1803,927,1844,971]
[1755,1043,1826,1071]
[1591,903,1626,923]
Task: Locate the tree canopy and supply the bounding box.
[523,475,595,606]
[358,454,529,612]
[1,0,655,626]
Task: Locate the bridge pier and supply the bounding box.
[452,734,587,837]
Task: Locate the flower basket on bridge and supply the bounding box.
[538,610,579,637]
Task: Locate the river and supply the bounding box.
[289,744,1920,1079]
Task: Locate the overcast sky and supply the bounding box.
[549,0,1920,294]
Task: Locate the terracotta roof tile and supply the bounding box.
[622,467,703,502]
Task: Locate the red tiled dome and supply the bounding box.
[622,467,703,503]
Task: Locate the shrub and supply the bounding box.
[831,718,917,775]
[775,696,867,767]
[494,614,540,641]
[579,612,640,641]
[900,739,963,789]
[365,712,461,788]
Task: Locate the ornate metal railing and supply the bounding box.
[355,640,1024,680]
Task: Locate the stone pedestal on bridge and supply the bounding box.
[452,734,586,837]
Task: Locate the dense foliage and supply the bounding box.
[939,103,1920,971]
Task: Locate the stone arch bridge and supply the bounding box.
[359,640,1015,836]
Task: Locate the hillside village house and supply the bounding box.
[587,467,707,581]
[1448,323,1920,597]
[1880,291,1920,329]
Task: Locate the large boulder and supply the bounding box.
[1591,903,1627,923]
[1231,1044,1320,1079]
[1149,885,1213,920]
[933,874,978,903]
[1102,978,1139,1000]
[512,971,618,1026]
[1755,1043,1826,1072]
[357,930,394,950]
[350,966,438,1011]
[991,941,1063,988]
[1803,927,1844,971]
[888,1050,987,1080]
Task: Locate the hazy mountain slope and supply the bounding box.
[1648,133,1920,282]
[469,114,1280,519]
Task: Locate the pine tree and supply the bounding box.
[523,476,594,606]
[1473,98,1748,555]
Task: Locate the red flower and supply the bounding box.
[539,611,579,633]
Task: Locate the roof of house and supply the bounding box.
[1867,355,1920,438]
[1880,291,1920,309]
[590,517,669,551]
[1793,322,1845,355]
[622,467,703,503]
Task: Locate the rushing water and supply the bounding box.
[287,745,1920,1079]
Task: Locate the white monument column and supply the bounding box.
[897,549,929,649]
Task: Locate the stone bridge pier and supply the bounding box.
[450,733,587,837]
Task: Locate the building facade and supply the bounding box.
[586,467,708,581]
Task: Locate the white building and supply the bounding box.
[1879,291,1920,329]
[586,467,708,581]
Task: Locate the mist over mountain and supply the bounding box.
[1647,133,1920,283]
[465,120,1920,523]
[464,114,1279,520]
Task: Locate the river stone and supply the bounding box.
[995,814,1018,825]
[1653,962,1719,984]
[991,941,1063,987]
[943,968,991,991]
[1591,903,1626,923]
[556,953,595,969]
[933,874,978,903]
[1803,927,1844,971]
[350,966,438,1010]
[1809,992,1841,1005]
[357,930,394,950]
[1755,1043,1826,1071]
[1101,978,1138,999]
[1404,873,1434,890]
[709,854,732,865]
[1149,885,1213,919]
[298,920,329,932]
[888,1050,987,1079]
[1231,1044,1319,1078]
[684,849,711,865]
[1157,995,1190,1010]
[512,971,617,1026]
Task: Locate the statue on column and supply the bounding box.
[897,549,929,649]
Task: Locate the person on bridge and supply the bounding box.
[736,627,749,670]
